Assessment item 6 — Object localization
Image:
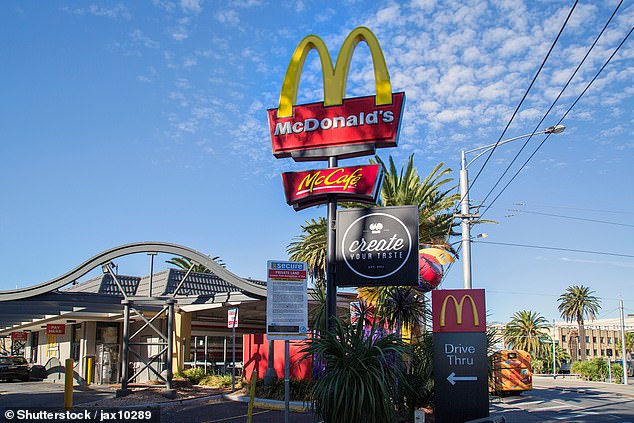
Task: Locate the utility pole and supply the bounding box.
[620,298,628,385]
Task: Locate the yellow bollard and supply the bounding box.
[247,370,257,423]
[86,357,93,385]
[64,358,73,410]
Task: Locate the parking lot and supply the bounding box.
[0,381,320,423]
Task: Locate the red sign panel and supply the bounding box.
[267,269,307,282]
[46,324,66,335]
[11,332,28,341]
[282,164,382,211]
[432,289,486,333]
[268,92,405,161]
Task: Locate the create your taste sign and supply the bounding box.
[266,261,308,340]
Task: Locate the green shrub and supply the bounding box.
[571,358,611,381]
[611,363,623,383]
[243,377,313,402]
[181,367,207,385]
[402,333,434,412]
[199,374,241,389]
[300,319,409,423]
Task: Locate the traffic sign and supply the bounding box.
[228,307,239,328]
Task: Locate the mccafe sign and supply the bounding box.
[336,205,419,287]
[282,164,383,211]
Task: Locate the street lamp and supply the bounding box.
[458,125,566,289]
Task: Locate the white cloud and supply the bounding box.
[215,9,240,25]
[61,4,132,20]
[180,0,202,14]
[376,4,401,24]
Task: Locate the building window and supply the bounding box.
[608,337,612,344]
[593,349,598,356]
[592,336,597,343]
[601,337,604,343]
[601,349,605,356]
[562,335,566,342]
[585,336,590,343]
[586,349,590,357]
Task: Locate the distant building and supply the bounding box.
[491,317,634,362]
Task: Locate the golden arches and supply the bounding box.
[277,27,392,118]
[439,294,480,327]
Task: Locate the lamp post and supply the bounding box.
[459,125,566,289]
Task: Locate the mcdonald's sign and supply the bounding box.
[268,27,405,161]
[432,289,486,333]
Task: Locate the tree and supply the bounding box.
[616,332,634,358]
[558,285,601,361]
[165,256,226,273]
[300,318,409,423]
[541,345,571,374]
[287,218,327,288]
[503,310,549,359]
[371,155,459,251]
[287,154,458,334]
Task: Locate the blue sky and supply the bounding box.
[1,0,632,325]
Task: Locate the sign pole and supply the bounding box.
[326,156,338,332]
[284,340,290,423]
[228,307,238,392]
[232,324,236,391]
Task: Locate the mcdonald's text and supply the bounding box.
[268,92,404,160]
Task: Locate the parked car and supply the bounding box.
[0,356,30,382]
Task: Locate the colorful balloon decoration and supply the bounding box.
[418,248,454,292]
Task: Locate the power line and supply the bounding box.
[457,0,579,212]
[479,0,626,217]
[511,203,634,215]
[481,21,634,218]
[473,240,634,258]
[506,208,634,228]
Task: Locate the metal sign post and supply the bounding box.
[266,261,308,421]
[228,307,238,392]
[284,340,290,423]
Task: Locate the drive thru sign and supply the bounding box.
[266,261,308,340]
[432,289,488,422]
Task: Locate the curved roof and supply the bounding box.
[0,242,267,301]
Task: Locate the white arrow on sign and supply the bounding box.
[447,372,478,385]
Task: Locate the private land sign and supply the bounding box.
[266,261,308,340]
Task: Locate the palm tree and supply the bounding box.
[357,286,429,338]
[558,285,601,361]
[503,310,550,359]
[287,218,327,288]
[288,154,458,335]
[165,256,225,273]
[371,155,459,251]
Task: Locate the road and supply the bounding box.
[491,376,634,422]
[2,377,633,422]
[0,380,112,408]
